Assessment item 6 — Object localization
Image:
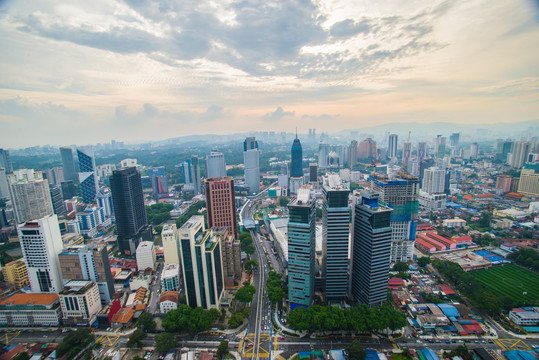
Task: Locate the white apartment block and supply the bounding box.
[59,281,102,326]
[136,241,156,271]
[8,169,53,224]
[161,224,180,265]
[161,263,181,292]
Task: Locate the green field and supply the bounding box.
[471,265,539,304]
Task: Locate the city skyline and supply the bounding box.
[0,0,538,148]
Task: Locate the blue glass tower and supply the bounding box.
[290,135,303,178]
[77,148,98,204]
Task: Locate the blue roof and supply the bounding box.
[485,255,510,263]
[365,350,378,360]
[420,349,440,360]
[437,303,459,317]
[504,350,537,360]
[523,326,539,332]
[475,250,494,256]
[330,350,345,360]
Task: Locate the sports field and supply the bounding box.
[471,265,539,304]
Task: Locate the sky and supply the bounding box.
[0,0,538,148]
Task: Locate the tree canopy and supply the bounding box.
[508,248,539,272]
[146,203,173,225]
[136,312,156,331]
[161,305,220,333]
[56,328,95,359]
[346,340,366,360]
[267,271,286,304]
[155,332,176,354]
[235,283,256,303]
[245,259,258,271]
[392,262,409,272]
[126,329,146,348]
[217,340,229,359]
[417,256,431,267]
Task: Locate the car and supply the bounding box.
[280,337,285,340]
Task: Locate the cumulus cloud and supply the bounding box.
[262,107,295,122]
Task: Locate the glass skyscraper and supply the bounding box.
[77,148,98,204]
[290,136,303,178]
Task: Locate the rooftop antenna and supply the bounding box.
[296,127,298,139]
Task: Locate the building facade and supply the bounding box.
[161,264,181,292]
[206,151,227,178]
[162,224,180,265]
[243,137,261,195]
[59,280,101,326]
[388,134,398,159]
[422,167,445,195]
[60,147,77,182]
[2,259,29,289]
[8,169,53,224]
[77,148,99,204]
[136,241,156,271]
[212,226,241,286]
[0,149,13,174]
[517,169,539,197]
[0,294,61,327]
[204,177,238,239]
[290,136,303,178]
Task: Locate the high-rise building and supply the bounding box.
[2,259,29,289]
[495,174,512,193]
[318,143,330,169]
[517,169,539,197]
[212,226,241,286]
[110,167,150,255]
[43,167,64,186]
[58,244,115,302]
[417,142,428,175]
[309,164,318,184]
[350,190,392,306]
[204,176,238,239]
[470,143,479,158]
[370,173,420,262]
[422,167,445,194]
[136,241,156,271]
[181,157,201,194]
[61,180,76,200]
[0,149,13,174]
[179,216,224,309]
[497,141,514,162]
[59,280,101,326]
[290,135,303,178]
[49,185,65,216]
[60,147,77,182]
[76,206,107,238]
[0,167,9,200]
[357,138,378,159]
[287,189,315,308]
[349,140,358,168]
[149,167,168,196]
[402,142,412,170]
[77,148,98,204]
[96,187,113,217]
[433,135,446,159]
[321,175,350,302]
[388,134,398,158]
[449,133,460,148]
[243,137,260,195]
[206,151,227,178]
[509,141,531,169]
[18,215,64,293]
[8,169,53,224]
[162,224,180,265]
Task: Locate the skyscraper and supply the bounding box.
[402,142,412,170]
[96,187,113,217]
[243,137,260,195]
[322,175,350,302]
[350,190,392,306]
[508,141,531,168]
[348,140,358,168]
[287,189,315,308]
[309,164,318,184]
[77,148,98,204]
[0,167,9,200]
[388,134,398,159]
[110,167,149,255]
[370,173,420,262]
[417,142,427,175]
[0,149,13,174]
[433,135,446,159]
[422,167,445,194]
[204,176,238,239]
[449,133,460,148]
[49,185,65,216]
[18,215,64,293]
[60,147,77,182]
[290,135,303,178]
[7,169,53,224]
[470,143,479,158]
[206,151,227,178]
[43,167,64,186]
[148,167,168,197]
[161,224,180,265]
[318,143,330,169]
[181,157,201,194]
[357,138,378,159]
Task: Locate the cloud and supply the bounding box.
[262,107,295,122]
[330,19,371,38]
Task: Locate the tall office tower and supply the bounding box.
[517,169,539,197]
[243,137,260,195]
[110,167,149,255]
[422,167,445,194]
[77,148,98,204]
[357,138,378,159]
[433,135,446,158]
[181,157,201,194]
[318,143,330,169]
[388,134,398,158]
[0,167,9,200]
[291,135,303,178]
[0,149,13,174]
[309,164,318,184]
[18,215,64,293]
[61,181,76,200]
[204,176,238,239]
[509,141,531,168]
[96,187,113,217]
[449,133,460,148]
[179,216,224,309]
[417,142,427,174]
[495,174,512,193]
[136,241,156,271]
[148,167,168,197]
[321,175,350,302]
[287,189,316,308]
[43,167,64,186]
[58,244,115,302]
[470,143,479,158]
[402,142,412,170]
[60,147,77,181]
[161,224,180,265]
[350,190,392,306]
[370,173,420,262]
[497,141,514,162]
[206,151,227,178]
[7,169,53,224]
[49,185,65,216]
[349,140,358,168]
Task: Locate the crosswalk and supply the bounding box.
[240,334,270,358]
[96,334,120,347]
[494,338,531,351]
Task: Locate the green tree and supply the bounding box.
[417,256,431,267]
[449,345,473,360]
[127,329,146,348]
[228,312,245,328]
[217,340,229,359]
[132,357,144,360]
[500,296,514,311]
[245,259,258,271]
[12,353,30,360]
[56,328,95,359]
[155,332,176,354]
[346,340,366,360]
[315,207,323,221]
[279,197,289,207]
[235,283,256,304]
[393,262,409,272]
[137,312,156,331]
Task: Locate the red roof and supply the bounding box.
[440,284,455,295]
[461,324,483,334]
[388,277,405,287]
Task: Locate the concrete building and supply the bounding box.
[322,175,350,302]
[206,151,227,178]
[419,191,446,211]
[495,174,513,193]
[161,264,181,292]
[120,158,138,168]
[96,164,116,180]
[7,169,53,224]
[434,135,446,158]
[59,280,101,326]
[370,173,420,262]
[0,149,13,174]
[509,308,539,326]
[358,138,377,160]
[77,148,99,204]
[470,143,479,158]
[204,176,238,239]
[402,142,412,170]
[136,241,156,271]
[58,244,115,302]
[149,167,168,197]
[49,184,65,216]
[0,293,61,327]
[243,137,261,195]
[18,215,64,293]
[76,206,108,238]
[43,167,64,186]
[162,224,180,265]
[159,291,180,314]
[517,169,539,197]
[309,164,318,184]
[212,226,241,286]
[0,167,9,200]
[351,190,393,306]
[288,189,316,307]
[96,187,113,217]
[181,157,202,194]
[349,140,358,168]
[509,141,531,168]
[388,134,398,159]
[422,167,445,195]
[60,147,77,182]
[179,216,224,309]
[2,259,29,289]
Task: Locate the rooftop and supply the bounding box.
[180,215,204,230]
[59,280,95,295]
[0,293,59,306]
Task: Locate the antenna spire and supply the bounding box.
[296,127,298,139]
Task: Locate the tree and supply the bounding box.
[137,311,156,331]
[217,340,229,359]
[245,259,258,271]
[235,283,256,304]
[279,197,289,207]
[132,357,145,360]
[243,243,255,255]
[346,340,366,360]
[155,332,176,354]
[500,296,514,311]
[12,353,30,360]
[393,262,409,272]
[56,328,95,358]
[449,345,473,360]
[315,207,323,221]
[127,329,146,348]
[417,256,431,267]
